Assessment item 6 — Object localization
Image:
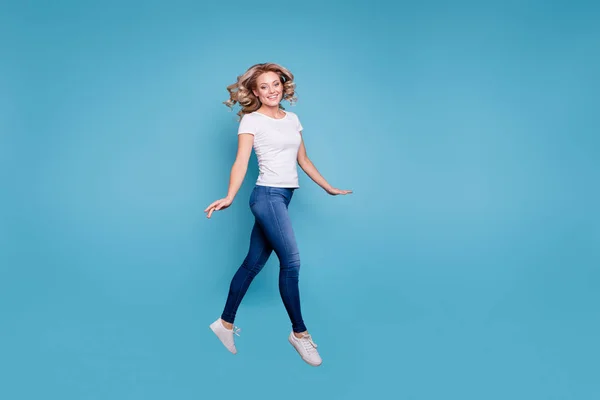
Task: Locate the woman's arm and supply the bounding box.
[225,134,254,200]
[297,134,352,196]
[204,133,254,218]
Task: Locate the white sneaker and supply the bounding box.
[288,332,322,366]
[209,318,240,354]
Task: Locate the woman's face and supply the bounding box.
[253,71,283,107]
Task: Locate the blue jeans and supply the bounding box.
[221,185,307,333]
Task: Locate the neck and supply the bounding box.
[257,104,283,118]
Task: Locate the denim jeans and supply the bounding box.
[221,185,307,333]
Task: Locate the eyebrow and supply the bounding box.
[259,80,280,85]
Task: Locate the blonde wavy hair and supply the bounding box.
[223,62,298,119]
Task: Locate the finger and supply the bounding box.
[204,202,217,212]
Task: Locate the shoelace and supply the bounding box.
[301,334,318,353]
[232,326,241,337]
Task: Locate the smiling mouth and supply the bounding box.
[267,94,279,100]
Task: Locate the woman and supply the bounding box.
[204,62,352,367]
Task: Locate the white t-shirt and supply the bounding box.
[238,110,303,188]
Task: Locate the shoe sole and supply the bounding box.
[288,336,322,367]
[209,323,237,355]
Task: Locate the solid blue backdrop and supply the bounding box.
[1,0,598,399]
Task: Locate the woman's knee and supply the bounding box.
[280,253,300,272]
[240,257,266,276]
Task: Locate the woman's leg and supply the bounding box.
[251,187,307,333]
[220,219,273,324]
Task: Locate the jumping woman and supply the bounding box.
[204,62,352,366]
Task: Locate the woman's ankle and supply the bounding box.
[220,318,234,330]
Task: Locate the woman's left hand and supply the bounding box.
[325,187,353,196]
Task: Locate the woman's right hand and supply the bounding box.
[204,197,233,219]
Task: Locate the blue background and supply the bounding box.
[1,0,599,399]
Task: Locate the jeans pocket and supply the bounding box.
[248,186,258,207]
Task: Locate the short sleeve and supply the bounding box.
[238,114,256,135]
[296,114,303,132]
